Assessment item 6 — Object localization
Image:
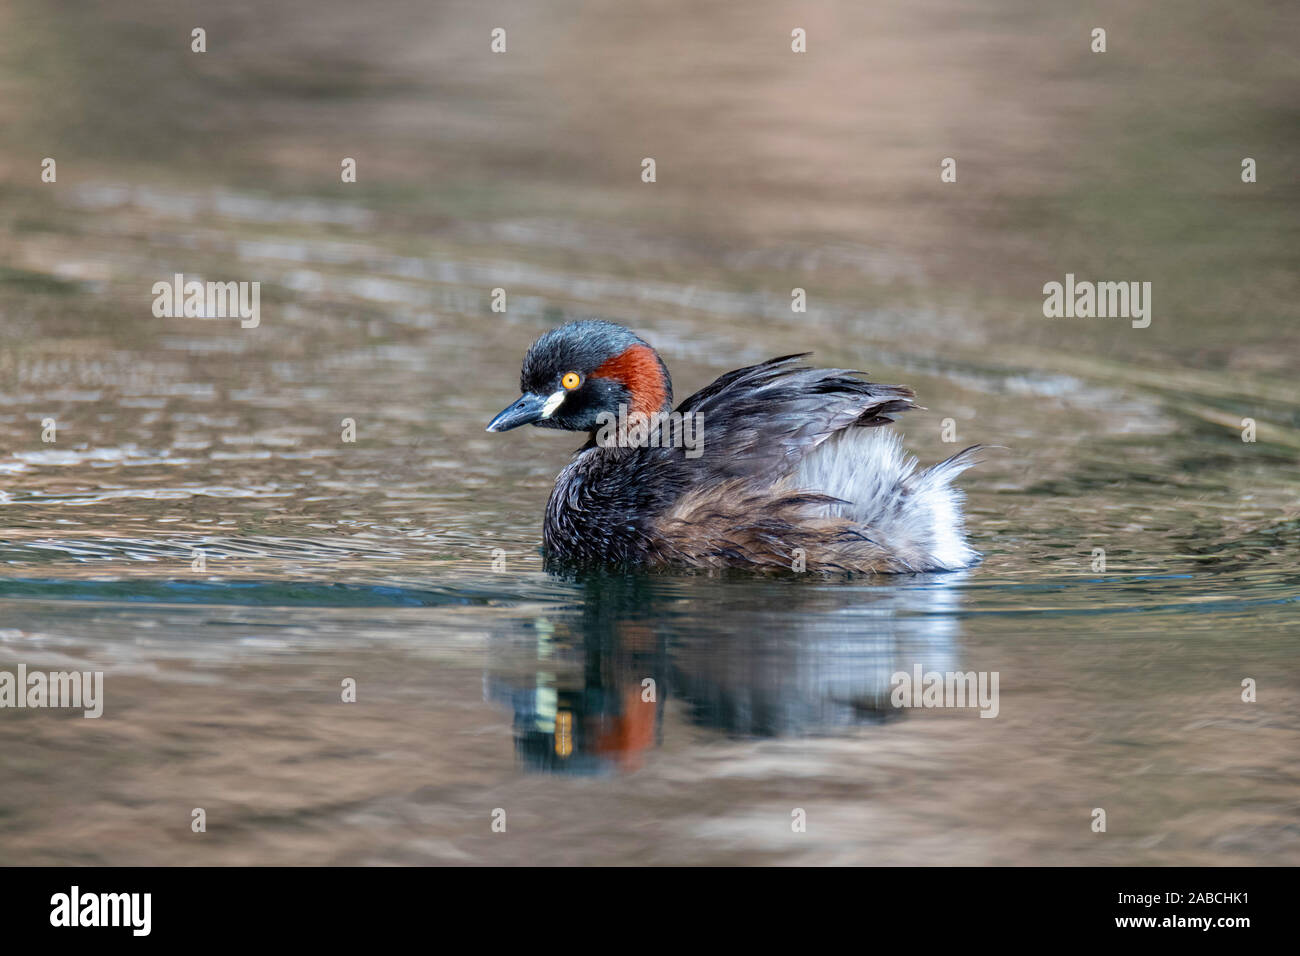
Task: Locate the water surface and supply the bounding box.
[1,0,1297,865]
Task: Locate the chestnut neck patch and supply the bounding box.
[594,344,670,416]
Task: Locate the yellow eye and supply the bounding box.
[561,372,581,390]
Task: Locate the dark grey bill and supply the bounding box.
[486,393,549,432]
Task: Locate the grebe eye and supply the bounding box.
[561,372,581,390]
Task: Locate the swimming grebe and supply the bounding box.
[486,320,980,573]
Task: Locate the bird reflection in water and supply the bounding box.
[486,570,970,774]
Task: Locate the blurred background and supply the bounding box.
[0,0,1296,865]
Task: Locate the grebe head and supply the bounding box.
[486,320,673,433]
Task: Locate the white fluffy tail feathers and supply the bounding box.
[794,429,983,571]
